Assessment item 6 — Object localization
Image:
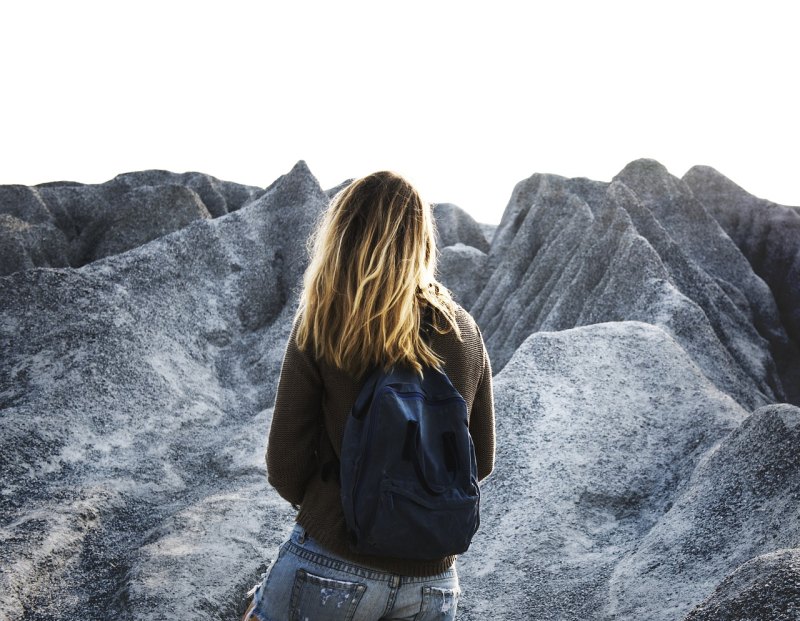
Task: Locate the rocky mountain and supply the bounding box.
[0,171,264,275]
[1,159,797,620]
[682,166,800,405]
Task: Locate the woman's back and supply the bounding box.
[267,300,494,576]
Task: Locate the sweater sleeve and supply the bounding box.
[470,329,495,482]
[266,315,323,507]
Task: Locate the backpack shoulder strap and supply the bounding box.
[351,364,384,420]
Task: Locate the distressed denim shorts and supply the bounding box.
[244,523,460,621]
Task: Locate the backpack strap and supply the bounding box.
[351,365,383,421]
[320,303,434,483]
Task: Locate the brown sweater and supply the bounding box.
[266,303,495,576]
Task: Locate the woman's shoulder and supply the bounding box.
[435,302,487,395]
[452,302,482,339]
[431,301,483,354]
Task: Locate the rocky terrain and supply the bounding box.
[1,159,798,620]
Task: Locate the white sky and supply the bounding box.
[1,1,797,224]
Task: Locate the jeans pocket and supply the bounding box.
[413,585,460,621]
[289,568,367,621]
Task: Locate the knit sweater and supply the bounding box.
[266,303,495,576]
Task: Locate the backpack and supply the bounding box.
[339,358,481,560]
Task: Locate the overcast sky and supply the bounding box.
[2,1,797,223]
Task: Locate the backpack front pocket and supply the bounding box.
[362,478,479,559]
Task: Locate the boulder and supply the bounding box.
[432,202,491,253]
[437,243,489,309]
[684,548,800,621]
[608,403,800,619]
[457,321,746,620]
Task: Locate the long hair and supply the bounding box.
[295,170,462,380]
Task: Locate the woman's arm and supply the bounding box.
[266,315,323,506]
[470,335,496,482]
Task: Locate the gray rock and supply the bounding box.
[457,321,746,620]
[437,243,489,309]
[684,548,800,621]
[0,186,72,272]
[0,185,52,223]
[102,169,265,219]
[607,403,800,620]
[483,173,607,266]
[0,212,71,273]
[470,169,784,410]
[0,160,326,620]
[477,221,497,245]
[0,171,265,276]
[683,165,800,406]
[324,178,353,200]
[613,160,789,396]
[432,203,490,253]
[88,184,213,262]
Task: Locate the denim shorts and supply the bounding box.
[244,524,460,621]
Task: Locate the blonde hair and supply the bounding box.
[295,170,462,380]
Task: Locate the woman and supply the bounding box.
[243,171,495,621]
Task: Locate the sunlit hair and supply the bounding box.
[295,170,462,380]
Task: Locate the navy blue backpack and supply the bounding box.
[339,359,481,560]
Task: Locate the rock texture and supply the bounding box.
[606,402,800,619]
[432,203,491,253]
[471,160,791,411]
[682,166,800,405]
[437,243,489,309]
[1,159,798,620]
[0,162,320,619]
[684,548,800,621]
[0,171,264,276]
[457,321,748,619]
